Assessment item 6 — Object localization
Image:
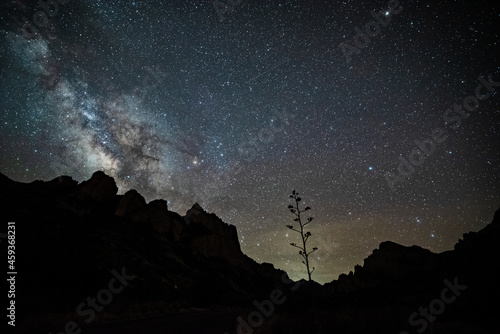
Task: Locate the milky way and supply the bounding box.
[1,0,499,283]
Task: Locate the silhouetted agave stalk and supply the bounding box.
[286,190,318,281]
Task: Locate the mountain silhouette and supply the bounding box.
[0,171,498,333]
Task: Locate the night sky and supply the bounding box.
[1,0,499,283]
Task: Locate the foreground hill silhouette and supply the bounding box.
[0,171,498,333]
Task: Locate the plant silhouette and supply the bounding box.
[286,190,318,281]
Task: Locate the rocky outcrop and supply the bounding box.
[185,203,238,238]
[455,207,500,254]
[144,202,183,239]
[115,189,147,217]
[358,241,438,280]
[0,170,292,331]
[48,175,79,190]
[185,203,243,264]
[325,208,500,297]
[75,170,118,202]
[149,199,168,210]
[325,241,440,293]
[115,190,183,239]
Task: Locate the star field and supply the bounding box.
[1,0,499,283]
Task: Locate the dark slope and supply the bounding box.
[271,207,500,333]
[0,171,287,333]
[0,171,498,333]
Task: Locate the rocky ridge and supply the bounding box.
[1,170,499,333]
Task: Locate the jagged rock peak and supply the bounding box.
[183,202,242,259]
[192,202,204,211]
[76,170,118,202]
[186,202,216,221]
[185,202,234,230]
